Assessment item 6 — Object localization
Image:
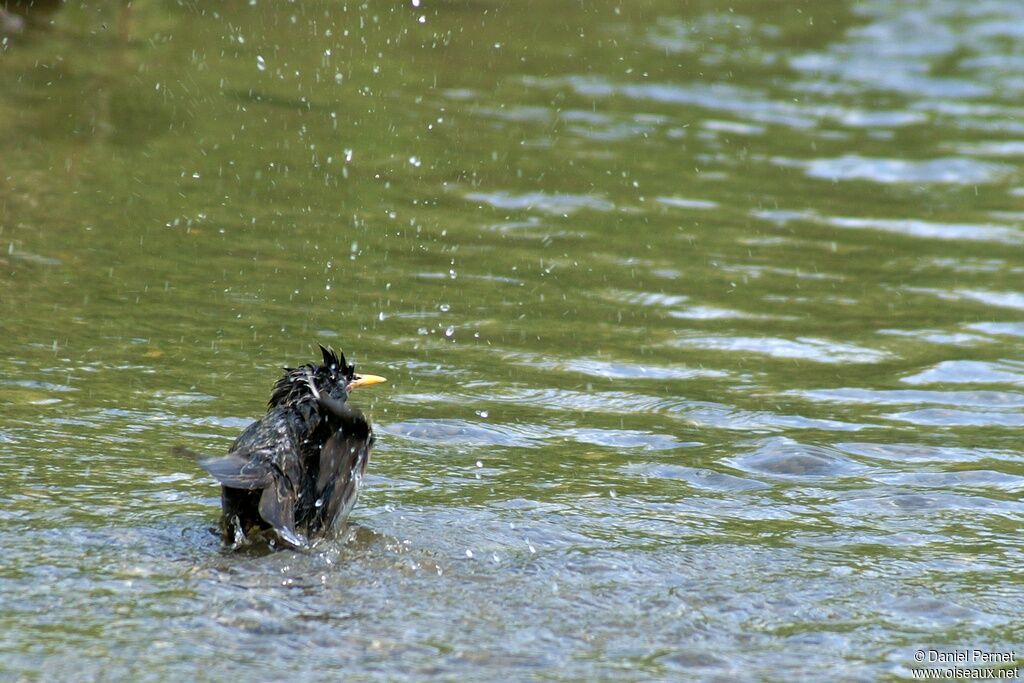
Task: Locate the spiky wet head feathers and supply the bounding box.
[318,344,356,385]
[318,343,353,376]
[268,345,356,409]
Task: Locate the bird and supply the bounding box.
[186,345,386,550]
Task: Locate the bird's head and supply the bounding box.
[269,344,386,409]
[314,343,386,400]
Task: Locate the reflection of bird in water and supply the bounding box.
[181,345,386,550]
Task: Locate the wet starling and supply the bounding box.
[188,345,385,549]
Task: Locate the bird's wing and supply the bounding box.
[204,439,308,549]
[184,418,274,489]
[314,405,374,532]
[199,416,297,490]
[197,452,274,489]
[258,478,308,549]
[316,403,372,493]
[175,441,274,490]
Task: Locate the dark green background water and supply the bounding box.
[2,1,1023,680]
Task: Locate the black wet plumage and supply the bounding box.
[184,345,380,550]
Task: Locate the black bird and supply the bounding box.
[191,345,385,550]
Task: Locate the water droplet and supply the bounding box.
[378,311,387,321]
[256,55,266,71]
[439,303,450,312]
[465,549,474,559]
[445,326,455,337]
[475,410,489,418]
[418,15,426,23]
[412,0,420,6]
[408,156,421,167]
[475,460,483,468]
[448,269,457,279]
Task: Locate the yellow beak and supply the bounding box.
[348,373,387,390]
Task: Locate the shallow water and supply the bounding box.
[1,1,1022,680]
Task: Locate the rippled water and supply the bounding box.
[1,1,1023,680]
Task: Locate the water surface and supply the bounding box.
[1,1,1022,680]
